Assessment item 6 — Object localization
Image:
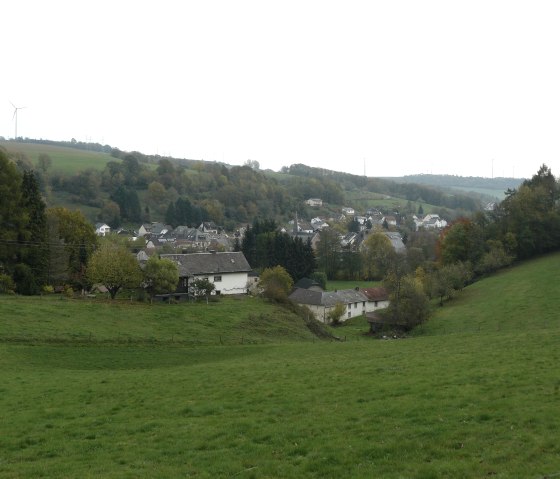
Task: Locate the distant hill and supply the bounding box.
[0,140,115,174]
[1,139,504,225]
[386,174,524,199]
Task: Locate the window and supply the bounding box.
[347,311,351,319]
[214,275,222,282]
[354,303,357,309]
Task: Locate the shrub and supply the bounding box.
[0,274,15,294]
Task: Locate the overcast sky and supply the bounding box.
[3,1,560,179]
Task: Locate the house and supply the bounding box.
[138,222,171,237]
[382,215,397,227]
[360,287,389,311]
[414,214,448,230]
[160,251,252,296]
[341,232,359,247]
[384,232,406,254]
[310,217,329,231]
[341,207,355,216]
[198,222,220,234]
[95,223,111,236]
[288,287,369,323]
[305,198,323,207]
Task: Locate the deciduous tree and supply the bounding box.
[87,242,143,299]
[258,265,294,301]
[143,256,179,300]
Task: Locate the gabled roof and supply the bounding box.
[361,287,389,302]
[289,287,368,307]
[161,252,251,276]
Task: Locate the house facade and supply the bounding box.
[305,198,323,207]
[95,223,111,236]
[160,251,252,296]
[288,287,369,323]
[360,287,390,311]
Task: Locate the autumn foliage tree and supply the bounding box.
[87,242,143,299]
[143,256,179,300]
[258,265,294,301]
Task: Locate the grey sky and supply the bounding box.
[3,0,560,179]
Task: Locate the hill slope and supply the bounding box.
[0,295,320,345]
[418,252,560,336]
[1,256,560,477]
[1,140,495,226]
[0,141,115,174]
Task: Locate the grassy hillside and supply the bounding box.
[0,141,115,174]
[0,295,318,345]
[1,255,560,477]
[417,252,560,336]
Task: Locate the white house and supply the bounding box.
[160,251,252,296]
[305,198,323,207]
[360,287,390,311]
[95,223,111,236]
[415,214,448,230]
[341,207,355,216]
[288,287,370,323]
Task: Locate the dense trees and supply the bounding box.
[241,219,315,282]
[47,207,98,288]
[0,149,25,272]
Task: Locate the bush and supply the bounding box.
[0,274,15,294]
[258,266,294,302]
[42,285,55,294]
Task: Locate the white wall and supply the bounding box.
[194,272,248,295]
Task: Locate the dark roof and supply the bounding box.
[288,288,324,306]
[360,287,389,302]
[160,252,251,276]
[289,288,368,307]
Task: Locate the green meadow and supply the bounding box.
[1,254,560,478]
[0,142,115,174]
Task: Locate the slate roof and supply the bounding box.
[289,288,368,307]
[160,252,251,277]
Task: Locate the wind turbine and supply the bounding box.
[10,102,25,140]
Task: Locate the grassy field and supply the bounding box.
[0,295,318,346]
[0,141,115,174]
[1,255,560,477]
